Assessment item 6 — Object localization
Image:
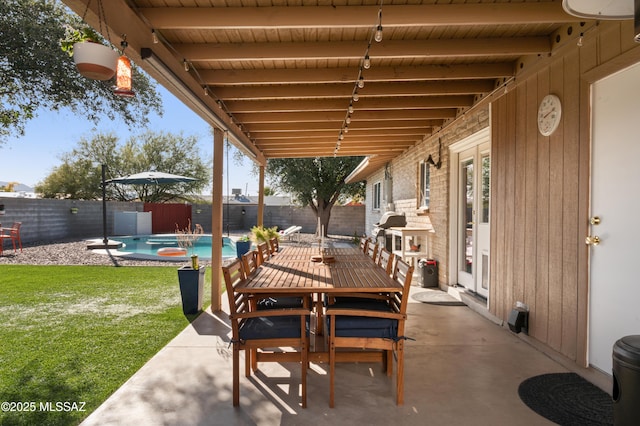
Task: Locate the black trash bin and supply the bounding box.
[418,259,438,288]
[612,335,640,425]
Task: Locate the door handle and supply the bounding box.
[585,236,601,246]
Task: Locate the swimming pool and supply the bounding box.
[111,235,237,260]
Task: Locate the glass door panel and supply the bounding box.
[458,157,474,287]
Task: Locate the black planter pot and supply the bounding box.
[177,266,205,315]
[236,240,252,259]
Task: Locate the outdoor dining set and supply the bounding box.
[222,236,413,408]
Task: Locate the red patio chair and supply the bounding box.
[0,222,22,255]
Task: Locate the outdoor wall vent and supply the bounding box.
[508,302,529,334]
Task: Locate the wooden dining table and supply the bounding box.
[236,245,404,362]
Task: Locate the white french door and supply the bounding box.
[588,61,640,374]
[450,129,491,299]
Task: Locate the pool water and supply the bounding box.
[112,235,236,259]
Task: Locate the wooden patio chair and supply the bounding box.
[366,241,378,261]
[326,257,414,407]
[359,236,369,254]
[377,248,395,276]
[222,259,310,408]
[0,222,22,255]
[241,250,258,277]
[374,242,383,264]
[268,236,279,255]
[256,242,271,265]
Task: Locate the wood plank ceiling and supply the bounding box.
[62,0,581,167]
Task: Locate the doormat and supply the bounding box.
[518,372,613,426]
[411,290,466,306]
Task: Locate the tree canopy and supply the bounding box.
[36,131,211,202]
[0,0,162,144]
[267,157,365,236]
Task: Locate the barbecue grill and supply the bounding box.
[372,212,407,249]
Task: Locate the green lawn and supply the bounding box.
[0,265,211,426]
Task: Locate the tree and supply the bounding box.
[0,182,19,192]
[0,0,162,144]
[36,131,211,202]
[267,157,365,236]
[263,186,277,196]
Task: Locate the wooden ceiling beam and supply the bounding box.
[257,140,416,148]
[177,38,549,62]
[141,4,577,30]
[234,109,457,123]
[262,146,412,157]
[202,63,514,85]
[212,80,495,100]
[252,129,427,139]
[225,96,474,113]
[246,120,439,132]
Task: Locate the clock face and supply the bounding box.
[537,94,562,136]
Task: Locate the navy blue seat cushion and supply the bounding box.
[325,305,398,339]
[239,315,305,340]
[330,299,390,311]
[257,296,304,310]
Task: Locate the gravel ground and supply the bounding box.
[0,233,356,266]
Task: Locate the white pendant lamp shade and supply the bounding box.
[562,0,634,19]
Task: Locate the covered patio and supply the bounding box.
[59,0,637,422]
[80,282,598,425]
[59,0,592,313]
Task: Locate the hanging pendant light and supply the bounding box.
[114,38,135,98]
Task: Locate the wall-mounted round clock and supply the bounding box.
[537,94,562,136]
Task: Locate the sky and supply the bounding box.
[0,86,260,196]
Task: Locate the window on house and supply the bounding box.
[373,181,381,210]
[419,161,430,209]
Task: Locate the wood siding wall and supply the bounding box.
[490,21,640,365]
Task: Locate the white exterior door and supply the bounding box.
[589,61,640,374]
[450,129,491,299]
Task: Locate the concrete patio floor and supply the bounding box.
[79,277,613,426]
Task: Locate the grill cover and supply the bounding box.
[372,212,407,237]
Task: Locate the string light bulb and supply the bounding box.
[335,4,384,157]
[363,54,371,69]
[183,59,189,72]
[152,29,159,44]
[577,33,584,47]
[375,25,383,43]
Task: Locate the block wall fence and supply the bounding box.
[0,198,364,244]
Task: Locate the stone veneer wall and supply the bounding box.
[365,107,490,287]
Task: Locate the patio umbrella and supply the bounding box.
[91,169,197,249]
[106,171,197,185]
